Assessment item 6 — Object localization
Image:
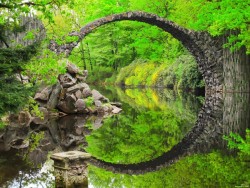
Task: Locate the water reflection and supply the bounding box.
[0,88,249,187]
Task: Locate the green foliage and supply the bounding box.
[87,66,114,84]
[189,0,250,53]
[23,97,44,119]
[0,77,35,116]
[223,129,250,155]
[29,131,45,152]
[0,44,38,116]
[0,44,38,74]
[92,127,246,188]
[23,31,35,40]
[86,110,191,164]
[85,96,94,108]
[0,121,6,130]
[115,54,204,90]
[65,36,79,43]
[24,49,66,85]
[85,87,200,164]
[89,150,250,188]
[0,0,76,26]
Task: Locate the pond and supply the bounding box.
[0,86,249,187]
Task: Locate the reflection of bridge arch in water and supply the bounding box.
[87,94,224,174]
[87,91,250,174]
[49,11,223,92]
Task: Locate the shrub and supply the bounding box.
[85,97,94,108]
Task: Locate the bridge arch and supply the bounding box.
[50,11,223,92]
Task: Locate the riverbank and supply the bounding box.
[86,55,205,93]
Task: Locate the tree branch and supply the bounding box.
[0,1,52,9]
[0,3,12,9]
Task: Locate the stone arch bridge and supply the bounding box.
[47,10,250,174]
[49,11,224,93]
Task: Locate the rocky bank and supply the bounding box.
[34,62,122,116]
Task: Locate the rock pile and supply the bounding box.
[34,62,122,115]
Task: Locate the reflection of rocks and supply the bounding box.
[0,113,106,155]
[0,125,30,151]
[8,111,32,127]
[33,62,121,115]
[28,148,48,167]
[57,115,104,149]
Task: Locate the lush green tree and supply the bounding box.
[191,0,250,53]
[0,44,39,116]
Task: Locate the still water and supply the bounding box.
[0,86,249,187]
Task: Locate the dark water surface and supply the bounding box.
[0,87,249,187]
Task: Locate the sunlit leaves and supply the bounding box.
[189,0,250,53]
[223,129,250,155]
[24,49,66,85]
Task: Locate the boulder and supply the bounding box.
[112,106,122,114]
[103,105,112,112]
[93,116,103,130]
[102,97,109,103]
[59,88,67,100]
[76,70,88,82]
[21,75,29,80]
[34,86,53,101]
[110,102,122,108]
[67,62,79,74]
[11,139,29,149]
[47,83,62,109]
[76,75,86,82]
[18,111,32,126]
[58,73,77,88]
[82,88,92,98]
[34,93,48,101]
[57,94,77,114]
[97,107,105,115]
[83,70,88,78]
[92,89,104,101]
[67,83,89,93]
[30,62,122,116]
[94,100,102,107]
[75,90,83,99]
[75,99,86,112]
[15,73,22,82]
[32,107,49,125]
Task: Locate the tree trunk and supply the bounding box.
[223,31,250,92]
[86,42,93,71]
[80,41,87,70]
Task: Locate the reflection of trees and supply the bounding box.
[88,150,249,188]
[115,87,201,120]
[3,160,55,188]
[86,110,194,164]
